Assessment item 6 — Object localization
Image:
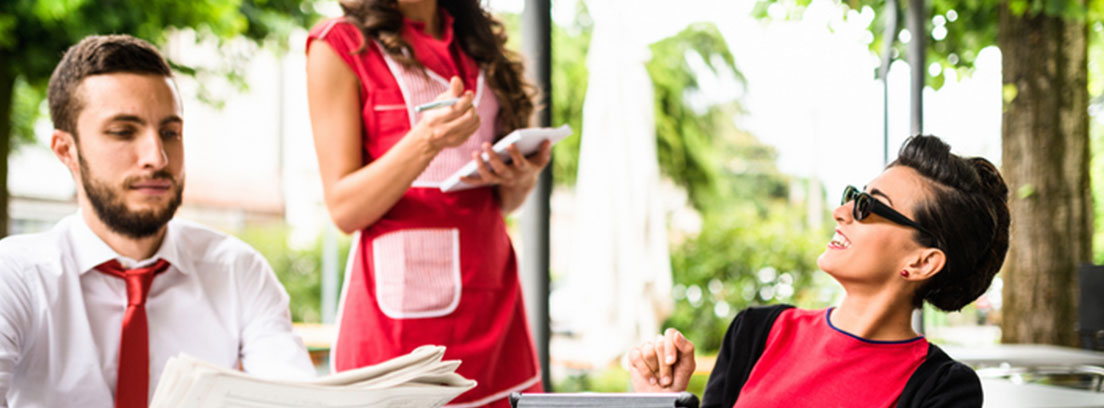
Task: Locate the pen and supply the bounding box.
[415,98,461,112]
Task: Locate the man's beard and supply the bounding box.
[78,154,184,239]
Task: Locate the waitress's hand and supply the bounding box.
[459,140,552,189]
[415,76,481,152]
[628,328,696,393]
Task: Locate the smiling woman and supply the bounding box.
[627,135,1010,408]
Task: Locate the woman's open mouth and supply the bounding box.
[828,229,851,249]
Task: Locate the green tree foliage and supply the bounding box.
[667,204,831,352]
[0,0,318,236]
[498,5,591,186]
[753,0,1101,89]
[540,15,758,212]
[1091,23,1104,264]
[510,8,832,353]
[646,23,742,210]
[2,0,316,142]
[1093,107,1104,264]
[546,8,592,186]
[644,24,833,352]
[238,225,351,323]
[755,0,1102,346]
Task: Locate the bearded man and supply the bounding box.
[0,34,315,408]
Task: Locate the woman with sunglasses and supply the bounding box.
[628,135,1009,407]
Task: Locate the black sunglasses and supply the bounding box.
[841,185,939,247]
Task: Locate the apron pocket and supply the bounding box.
[372,228,461,319]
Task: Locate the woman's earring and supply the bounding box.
[900,270,909,278]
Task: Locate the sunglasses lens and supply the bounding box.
[842,186,858,205]
[853,194,870,220]
[842,186,872,220]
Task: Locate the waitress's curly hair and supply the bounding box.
[340,0,535,138]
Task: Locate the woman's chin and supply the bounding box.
[817,252,845,278]
[816,251,832,270]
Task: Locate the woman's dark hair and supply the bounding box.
[889,135,1010,312]
[339,0,535,138]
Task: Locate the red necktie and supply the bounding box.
[96,259,170,408]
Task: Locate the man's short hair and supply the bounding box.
[47,34,173,136]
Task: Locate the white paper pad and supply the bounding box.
[440,125,573,193]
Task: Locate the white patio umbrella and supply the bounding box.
[558,0,674,369]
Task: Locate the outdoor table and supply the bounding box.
[942,344,1104,368]
[981,378,1104,407]
[292,323,337,374]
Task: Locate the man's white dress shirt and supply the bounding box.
[0,214,315,407]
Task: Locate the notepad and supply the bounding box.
[440,125,573,193]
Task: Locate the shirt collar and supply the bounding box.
[69,212,186,276]
[404,7,456,45]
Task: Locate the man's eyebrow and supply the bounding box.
[107,114,145,125]
[869,187,894,206]
[160,115,183,126]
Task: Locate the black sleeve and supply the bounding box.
[897,344,983,408]
[700,304,793,408]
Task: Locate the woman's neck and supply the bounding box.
[832,291,920,341]
[398,1,441,39]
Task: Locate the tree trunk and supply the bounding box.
[998,1,1091,347]
[0,67,13,239]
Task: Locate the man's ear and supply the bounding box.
[50,129,80,175]
[904,248,946,282]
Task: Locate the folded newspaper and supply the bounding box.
[150,345,476,408]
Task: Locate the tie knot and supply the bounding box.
[96,259,171,306]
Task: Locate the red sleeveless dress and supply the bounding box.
[307,13,542,407]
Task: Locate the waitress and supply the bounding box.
[304,0,549,406]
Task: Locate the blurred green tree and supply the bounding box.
[504,6,832,353]
[1091,28,1104,264]
[667,203,832,352]
[1095,116,1104,266]
[0,0,318,237]
[647,24,833,351]
[499,3,591,186]
[238,225,351,323]
[545,4,591,187]
[753,0,1100,348]
[646,23,741,211]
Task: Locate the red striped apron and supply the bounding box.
[331,40,543,407]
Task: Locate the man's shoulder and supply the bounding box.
[169,218,266,268]
[0,222,67,274]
